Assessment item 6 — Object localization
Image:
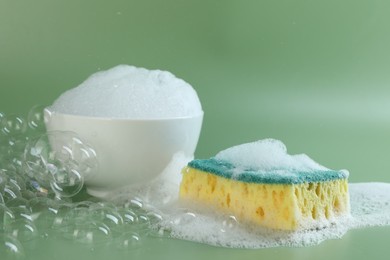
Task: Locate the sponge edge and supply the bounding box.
[179,165,350,231]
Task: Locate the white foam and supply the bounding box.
[49,65,202,119]
[215,139,329,172]
[154,182,390,248]
[349,182,390,227]
[107,154,390,248]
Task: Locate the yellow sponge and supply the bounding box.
[180,166,350,230]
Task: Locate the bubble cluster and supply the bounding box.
[0,107,106,256]
[23,131,98,197]
[0,106,166,256]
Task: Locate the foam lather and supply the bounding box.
[179,139,350,230]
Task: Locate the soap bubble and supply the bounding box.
[0,138,26,172]
[7,205,33,222]
[0,204,15,232]
[28,197,57,214]
[27,105,46,132]
[170,210,197,226]
[6,173,26,192]
[219,215,239,233]
[0,112,6,142]
[23,131,98,198]
[5,218,39,242]
[1,114,27,137]
[113,231,142,250]
[3,137,27,159]
[2,183,22,203]
[89,201,117,211]
[28,197,60,231]
[65,206,90,224]
[89,205,124,232]
[20,190,37,200]
[51,203,73,230]
[0,235,25,259]
[50,168,84,198]
[123,197,144,212]
[57,202,97,231]
[64,220,112,245]
[146,210,164,225]
[120,209,138,225]
[145,211,170,238]
[136,214,150,227]
[23,135,53,187]
[6,198,29,210]
[0,171,7,193]
[74,200,97,209]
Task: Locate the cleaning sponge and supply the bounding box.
[179,139,350,230]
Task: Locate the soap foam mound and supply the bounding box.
[49,65,202,119]
[215,139,330,173]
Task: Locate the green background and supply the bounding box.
[1,0,390,259]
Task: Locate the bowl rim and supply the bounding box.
[44,107,204,122]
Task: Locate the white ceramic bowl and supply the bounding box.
[44,109,203,198]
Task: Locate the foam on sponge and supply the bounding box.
[180,139,350,230]
[49,65,202,119]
